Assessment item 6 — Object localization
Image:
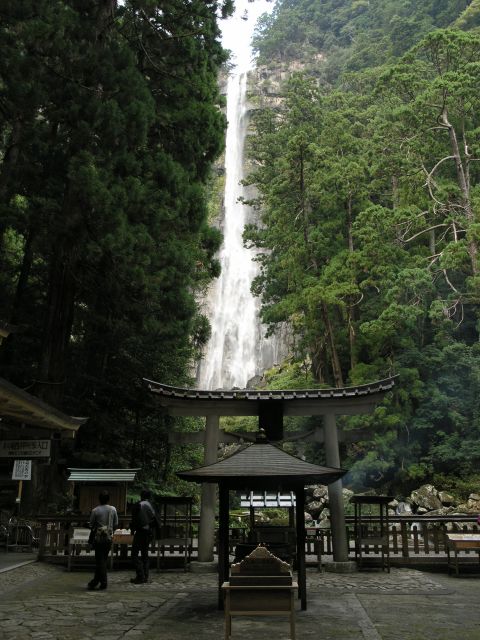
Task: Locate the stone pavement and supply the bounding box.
[1,562,480,639]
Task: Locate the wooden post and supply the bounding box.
[198,415,219,562]
[218,484,229,609]
[295,486,307,610]
[16,480,23,514]
[323,413,348,562]
[38,521,48,560]
[401,520,409,558]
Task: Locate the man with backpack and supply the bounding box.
[87,490,118,591]
[130,488,158,584]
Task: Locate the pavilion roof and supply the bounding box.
[144,376,396,417]
[177,440,346,489]
[67,468,139,482]
[0,377,87,433]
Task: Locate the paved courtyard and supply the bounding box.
[1,561,480,639]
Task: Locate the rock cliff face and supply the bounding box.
[247,54,325,110]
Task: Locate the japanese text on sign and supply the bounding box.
[0,439,51,458]
[12,460,32,480]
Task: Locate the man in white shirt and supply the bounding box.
[88,490,118,590]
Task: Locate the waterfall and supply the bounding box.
[197,0,284,390]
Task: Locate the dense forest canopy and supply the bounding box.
[244,0,480,495]
[0,0,232,504]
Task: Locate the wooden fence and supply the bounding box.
[31,514,480,565]
[306,515,480,563]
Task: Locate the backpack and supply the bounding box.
[94,525,112,544]
[93,506,114,544]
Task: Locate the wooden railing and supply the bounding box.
[35,515,200,560]
[305,515,480,562]
[36,515,132,559]
[34,514,480,564]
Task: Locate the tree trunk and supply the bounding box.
[0,118,23,262]
[441,107,478,275]
[348,306,357,372]
[0,228,35,368]
[346,195,357,371]
[321,302,344,387]
[36,244,76,406]
[311,339,326,383]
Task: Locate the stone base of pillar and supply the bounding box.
[324,561,358,573]
[189,561,218,573]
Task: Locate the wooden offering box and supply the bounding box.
[446,533,480,576]
[112,532,134,545]
[222,544,297,639]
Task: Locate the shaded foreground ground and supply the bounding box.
[1,561,480,639]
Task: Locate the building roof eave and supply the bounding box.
[0,377,87,433]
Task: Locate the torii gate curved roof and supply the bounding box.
[143,376,396,416]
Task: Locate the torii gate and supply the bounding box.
[144,376,396,566]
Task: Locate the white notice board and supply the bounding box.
[12,459,32,481]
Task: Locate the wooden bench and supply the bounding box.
[222,544,297,640]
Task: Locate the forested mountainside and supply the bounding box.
[252,0,478,76]
[245,0,480,494]
[0,1,231,500]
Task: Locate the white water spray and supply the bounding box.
[197,0,283,390]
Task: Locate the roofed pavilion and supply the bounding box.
[145,376,396,568]
[177,433,346,609]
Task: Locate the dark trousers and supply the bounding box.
[132,529,151,581]
[91,541,111,587]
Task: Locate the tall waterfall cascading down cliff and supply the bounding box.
[197,0,284,390]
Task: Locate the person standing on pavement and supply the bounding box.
[88,490,118,591]
[130,489,158,584]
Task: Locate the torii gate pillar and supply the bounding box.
[323,413,349,562]
[197,415,219,562]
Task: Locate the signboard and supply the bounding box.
[0,439,51,458]
[12,459,32,481]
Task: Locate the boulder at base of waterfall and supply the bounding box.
[313,485,328,499]
[317,508,330,528]
[456,495,480,514]
[438,491,455,506]
[246,374,266,389]
[410,484,442,511]
[467,494,480,512]
[425,507,457,516]
[305,511,313,523]
[306,501,325,519]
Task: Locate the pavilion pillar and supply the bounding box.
[295,486,307,610]
[323,413,348,562]
[218,484,229,609]
[198,415,219,562]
